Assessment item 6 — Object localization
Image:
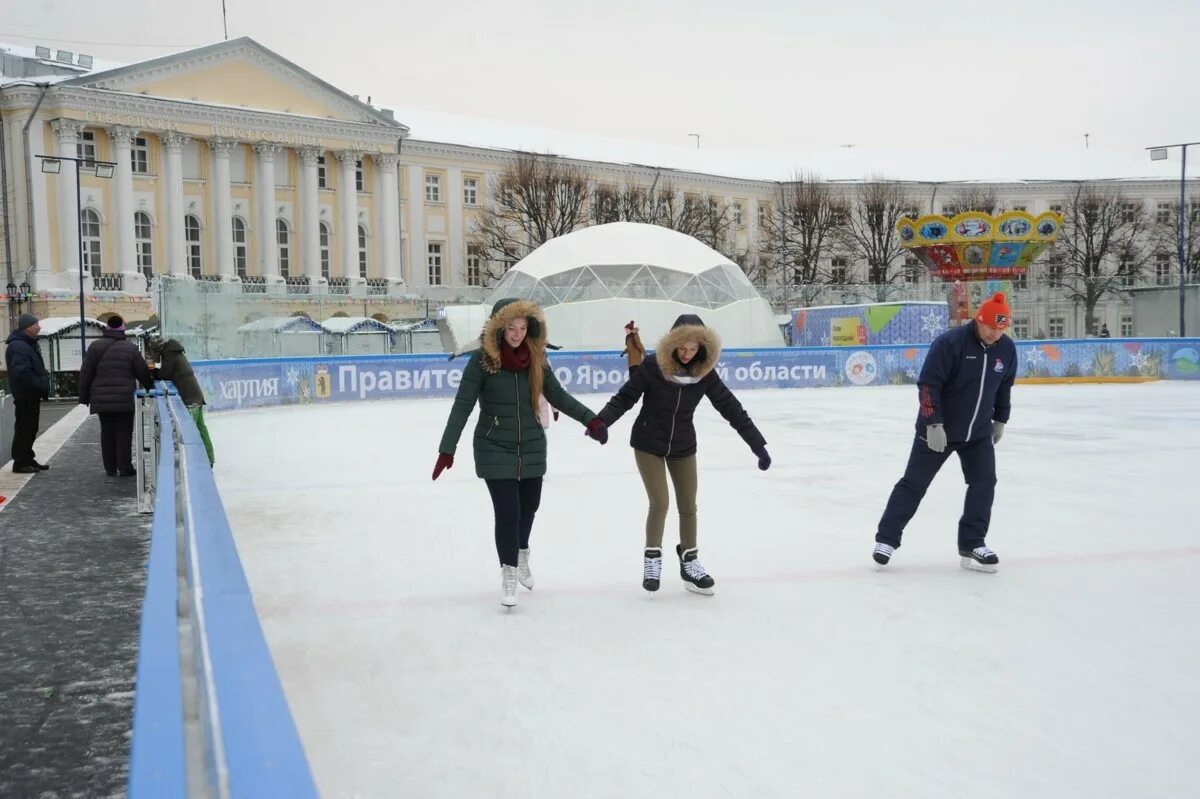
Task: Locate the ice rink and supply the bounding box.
[211,382,1199,798]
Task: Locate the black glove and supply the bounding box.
[753,445,771,471]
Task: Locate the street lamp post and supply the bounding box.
[36,154,114,358]
[1147,141,1198,337]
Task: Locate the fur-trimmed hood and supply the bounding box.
[655,315,721,382]
[480,299,548,373]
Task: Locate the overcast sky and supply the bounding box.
[4,0,1197,155]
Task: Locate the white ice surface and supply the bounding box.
[211,382,1200,799]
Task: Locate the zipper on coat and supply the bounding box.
[484,415,497,439]
[966,352,989,441]
[664,388,682,457]
[514,373,522,479]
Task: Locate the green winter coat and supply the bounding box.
[438,299,596,480]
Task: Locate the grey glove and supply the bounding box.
[992,421,1005,445]
[924,423,947,453]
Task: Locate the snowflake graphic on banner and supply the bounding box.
[286,367,301,387]
[884,352,899,367]
[905,368,918,381]
[820,332,831,346]
[1024,347,1045,368]
[920,312,944,339]
[1129,349,1150,371]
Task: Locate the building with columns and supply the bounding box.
[2,37,1196,342]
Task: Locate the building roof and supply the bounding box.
[238,316,323,333]
[320,316,394,334]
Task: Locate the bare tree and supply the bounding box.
[1153,196,1200,281]
[841,178,915,302]
[760,173,848,306]
[589,179,738,260]
[947,185,999,215]
[469,153,591,286]
[1049,184,1155,333]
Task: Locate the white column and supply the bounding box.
[299,147,322,280]
[162,131,189,276]
[26,117,54,288]
[406,164,425,287]
[253,142,279,278]
[51,118,84,282]
[210,139,236,279]
[336,150,361,280]
[108,126,139,287]
[376,153,402,285]
[446,167,463,288]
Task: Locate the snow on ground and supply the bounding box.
[211,382,1199,799]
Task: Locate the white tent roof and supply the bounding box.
[238,316,323,333]
[320,316,394,334]
[512,222,735,280]
[34,316,107,336]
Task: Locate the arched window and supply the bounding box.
[277,218,291,278]
[135,212,153,279]
[81,209,102,276]
[357,224,368,279]
[185,215,202,277]
[319,222,331,279]
[232,217,248,278]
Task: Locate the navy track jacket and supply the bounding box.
[915,322,1017,444]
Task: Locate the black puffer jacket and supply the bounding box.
[599,315,765,458]
[152,339,205,406]
[78,328,153,413]
[4,330,50,399]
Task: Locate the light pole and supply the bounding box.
[36,154,114,357]
[1147,141,1198,337]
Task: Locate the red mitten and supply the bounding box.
[585,418,609,445]
[432,452,454,480]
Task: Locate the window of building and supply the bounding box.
[1156,252,1172,285]
[77,130,96,167]
[319,222,331,278]
[1157,203,1173,224]
[941,204,960,217]
[466,245,482,286]
[830,256,848,284]
[277,219,291,278]
[501,186,516,209]
[81,209,102,276]
[1010,204,1027,212]
[358,225,368,279]
[1012,317,1030,339]
[317,155,329,188]
[427,242,443,285]
[355,159,365,193]
[1120,313,1133,337]
[132,136,150,175]
[425,174,441,203]
[733,203,744,226]
[1012,269,1029,290]
[1120,202,1138,224]
[232,218,248,278]
[758,204,770,228]
[1048,315,1065,338]
[1117,253,1135,287]
[185,215,202,278]
[464,178,478,206]
[1046,256,1064,282]
[1048,202,1065,216]
[904,256,920,284]
[868,264,887,284]
[135,211,153,279]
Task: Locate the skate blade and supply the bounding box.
[501,597,517,607]
[684,583,715,596]
[519,580,534,590]
[960,557,998,573]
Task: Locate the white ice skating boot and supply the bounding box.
[873,543,896,566]
[501,565,519,606]
[642,548,663,592]
[517,548,534,590]
[960,545,999,573]
[677,545,715,595]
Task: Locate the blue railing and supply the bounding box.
[128,386,318,798]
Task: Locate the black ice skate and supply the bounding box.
[676,546,715,595]
[643,548,663,592]
[873,543,895,566]
[959,545,999,573]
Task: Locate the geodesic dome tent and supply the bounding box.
[471,222,782,350]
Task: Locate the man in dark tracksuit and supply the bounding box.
[5,313,51,473]
[874,292,1017,572]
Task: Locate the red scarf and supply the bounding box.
[500,340,531,371]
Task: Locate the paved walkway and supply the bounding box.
[0,410,152,797]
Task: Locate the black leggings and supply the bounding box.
[485,478,543,567]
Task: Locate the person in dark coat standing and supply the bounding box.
[598,314,769,595]
[5,313,51,473]
[434,298,607,607]
[78,315,153,476]
[873,292,1018,573]
[147,337,213,466]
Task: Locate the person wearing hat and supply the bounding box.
[598,314,770,595]
[873,292,1018,572]
[433,298,608,608]
[78,315,154,476]
[5,313,51,473]
[146,336,213,466]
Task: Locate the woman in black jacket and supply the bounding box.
[78,316,154,476]
[598,315,769,595]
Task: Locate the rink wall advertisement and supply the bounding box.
[193,338,1200,412]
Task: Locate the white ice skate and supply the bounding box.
[501,565,519,606]
[960,546,999,573]
[873,543,895,566]
[517,548,534,590]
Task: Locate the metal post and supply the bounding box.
[75,160,87,356]
[1180,145,1189,338]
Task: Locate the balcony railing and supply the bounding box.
[93,273,124,292]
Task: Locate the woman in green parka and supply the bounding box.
[433,298,609,607]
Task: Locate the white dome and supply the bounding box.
[487,222,763,311]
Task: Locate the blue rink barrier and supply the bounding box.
[192,338,1200,412]
[128,385,318,798]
